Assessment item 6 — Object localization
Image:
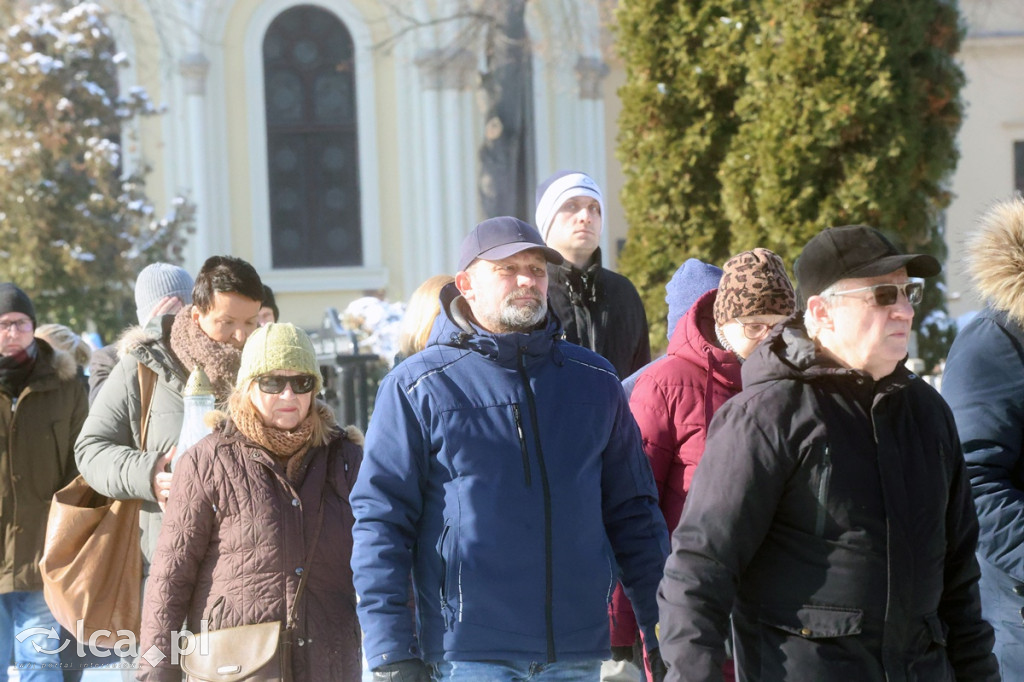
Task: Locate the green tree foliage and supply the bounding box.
[616,0,963,367]
[0,1,194,341]
[615,1,750,343]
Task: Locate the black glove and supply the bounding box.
[372,659,431,682]
[648,647,667,682]
[610,645,634,662]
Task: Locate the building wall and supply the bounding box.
[99,0,614,329]
[946,0,1024,319]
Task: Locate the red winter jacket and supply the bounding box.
[611,289,740,675]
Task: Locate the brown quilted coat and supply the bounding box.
[137,420,362,682]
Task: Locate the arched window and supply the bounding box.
[263,6,361,268]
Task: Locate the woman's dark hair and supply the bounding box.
[192,256,264,313]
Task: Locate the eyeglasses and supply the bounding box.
[737,320,774,340]
[829,279,925,307]
[0,318,32,334]
[256,374,316,395]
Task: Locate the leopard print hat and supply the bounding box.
[713,248,796,325]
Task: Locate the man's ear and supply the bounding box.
[807,295,833,331]
[191,305,201,324]
[455,270,474,301]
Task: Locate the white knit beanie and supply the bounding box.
[533,171,605,243]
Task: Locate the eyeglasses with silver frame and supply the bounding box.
[827,278,925,307]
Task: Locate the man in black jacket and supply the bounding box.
[658,226,998,681]
[534,171,649,380]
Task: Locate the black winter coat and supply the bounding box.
[658,319,998,682]
[547,249,650,380]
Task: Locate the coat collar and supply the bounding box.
[430,282,564,366]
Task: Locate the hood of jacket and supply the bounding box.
[666,288,741,391]
[967,198,1024,325]
[426,281,565,367]
[29,338,78,387]
[117,314,186,384]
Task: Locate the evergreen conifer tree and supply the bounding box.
[0,1,194,340]
[615,1,750,343]
[617,0,963,366]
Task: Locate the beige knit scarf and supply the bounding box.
[233,406,316,484]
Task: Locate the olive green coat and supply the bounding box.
[0,340,87,592]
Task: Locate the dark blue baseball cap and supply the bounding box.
[457,217,564,272]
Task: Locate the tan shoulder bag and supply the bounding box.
[40,363,158,647]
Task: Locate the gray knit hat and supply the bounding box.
[134,263,194,325]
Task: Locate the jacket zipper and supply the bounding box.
[512,404,532,486]
[815,446,832,538]
[517,347,555,662]
[438,524,455,630]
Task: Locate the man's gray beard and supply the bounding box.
[499,295,547,333]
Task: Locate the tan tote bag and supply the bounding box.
[40,363,157,648]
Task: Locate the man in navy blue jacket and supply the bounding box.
[943,195,1024,679]
[351,217,669,682]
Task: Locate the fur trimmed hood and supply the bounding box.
[967,196,1024,325]
[37,339,78,384]
[115,323,161,358]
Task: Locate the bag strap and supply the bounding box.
[287,458,329,630]
[137,364,158,450]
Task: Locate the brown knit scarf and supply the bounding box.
[169,306,243,401]
[233,404,317,484]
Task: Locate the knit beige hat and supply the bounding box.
[713,248,796,325]
[237,322,323,393]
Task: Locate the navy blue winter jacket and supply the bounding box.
[944,308,1024,580]
[350,285,668,668]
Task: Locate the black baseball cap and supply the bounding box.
[457,216,563,272]
[795,225,941,305]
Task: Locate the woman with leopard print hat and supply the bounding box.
[613,248,794,682]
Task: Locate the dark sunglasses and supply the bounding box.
[829,279,924,307]
[256,374,316,394]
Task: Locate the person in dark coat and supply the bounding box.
[658,225,999,681]
[0,284,87,682]
[137,323,362,682]
[942,195,1024,679]
[535,171,650,380]
[351,217,669,682]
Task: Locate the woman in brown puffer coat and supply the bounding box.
[137,323,362,682]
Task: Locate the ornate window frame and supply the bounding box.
[244,0,384,292]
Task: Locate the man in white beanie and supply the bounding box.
[87,263,194,403]
[534,170,650,380]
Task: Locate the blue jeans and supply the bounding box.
[433,660,602,681]
[0,591,62,682]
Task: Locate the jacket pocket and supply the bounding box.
[906,613,954,681]
[511,404,531,486]
[923,612,948,647]
[436,523,457,630]
[759,604,863,639]
[814,446,832,538]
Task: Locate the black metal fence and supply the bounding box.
[311,307,386,432]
